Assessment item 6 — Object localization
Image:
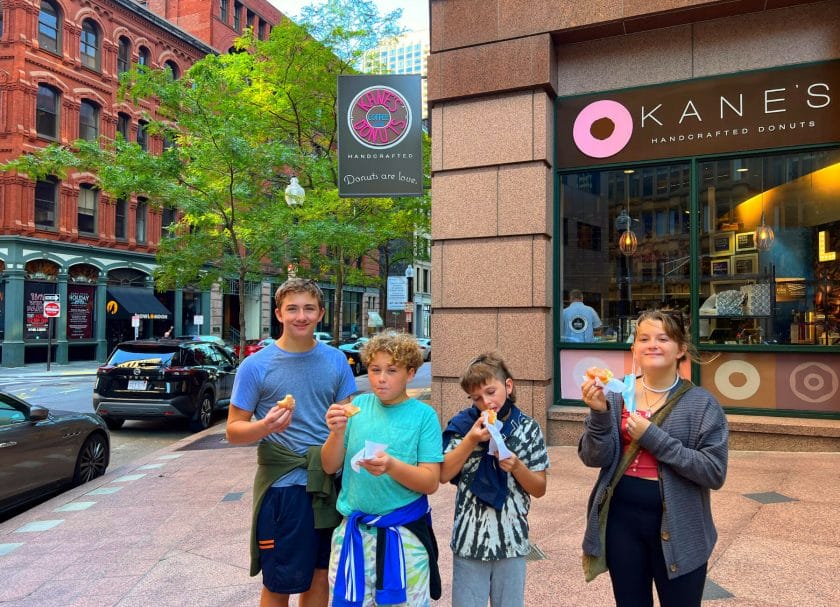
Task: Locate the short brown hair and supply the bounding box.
[459,351,517,403]
[360,332,423,371]
[274,278,324,310]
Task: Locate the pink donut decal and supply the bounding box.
[572,99,633,159]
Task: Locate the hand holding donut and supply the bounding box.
[580,377,608,412]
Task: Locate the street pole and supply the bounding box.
[405,266,414,336]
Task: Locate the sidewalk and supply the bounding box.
[1,422,838,607]
[0,360,100,379]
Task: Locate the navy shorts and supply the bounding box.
[256,485,334,594]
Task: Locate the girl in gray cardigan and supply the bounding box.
[579,310,728,607]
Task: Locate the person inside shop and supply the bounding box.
[578,309,729,607]
[562,289,602,342]
[226,278,357,607]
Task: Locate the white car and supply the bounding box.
[314,332,334,344]
[416,338,431,361]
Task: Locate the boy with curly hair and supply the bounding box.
[322,332,443,607]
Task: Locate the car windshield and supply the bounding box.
[108,347,177,367]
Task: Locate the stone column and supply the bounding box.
[1,269,25,366]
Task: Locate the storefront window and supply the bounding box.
[700,150,839,346]
[560,162,690,343]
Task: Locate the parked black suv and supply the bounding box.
[93,339,237,432]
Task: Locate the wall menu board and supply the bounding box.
[24,282,54,339]
[68,285,95,339]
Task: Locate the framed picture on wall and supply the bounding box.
[711,258,731,277]
[735,231,756,252]
[710,232,735,256]
[732,253,759,276]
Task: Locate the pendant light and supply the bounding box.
[754,180,774,251]
[619,170,638,256]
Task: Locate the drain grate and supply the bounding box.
[176,434,254,451]
[525,544,547,562]
[743,491,798,504]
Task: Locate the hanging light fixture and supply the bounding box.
[754,184,775,251]
[618,169,638,256]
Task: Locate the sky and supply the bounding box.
[266,1,429,32]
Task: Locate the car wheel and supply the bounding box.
[353,359,362,376]
[190,392,215,432]
[104,417,125,430]
[73,433,109,485]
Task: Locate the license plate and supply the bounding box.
[127,380,147,390]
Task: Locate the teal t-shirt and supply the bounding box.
[337,392,443,516]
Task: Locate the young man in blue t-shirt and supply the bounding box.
[226,278,357,607]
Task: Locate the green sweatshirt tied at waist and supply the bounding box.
[249,441,340,577]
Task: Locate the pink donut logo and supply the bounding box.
[572,100,633,159]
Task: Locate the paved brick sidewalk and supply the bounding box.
[0,423,838,606]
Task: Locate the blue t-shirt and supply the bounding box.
[337,393,443,516]
[563,301,602,342]
[231,340,357,486]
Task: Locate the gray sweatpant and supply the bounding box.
[451,554,526,607]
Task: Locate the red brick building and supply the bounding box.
[0,0,285,366]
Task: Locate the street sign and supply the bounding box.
[404,302,413,313]
[44,294,60,302]
[43,301,61,317]
[131,314,141,328]
[387,276,408,311]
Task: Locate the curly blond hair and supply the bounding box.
[360,332,424,371]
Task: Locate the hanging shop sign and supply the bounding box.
[557,60,839,168]
[338,74,423,197]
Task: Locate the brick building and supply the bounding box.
[0,0,285,366]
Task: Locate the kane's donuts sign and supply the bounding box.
[558,60,839,167]
[348,86,411,149]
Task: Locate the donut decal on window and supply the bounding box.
[572,99,633,159]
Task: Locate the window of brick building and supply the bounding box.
[115,198,127,239]
[220,0,229,23]
[234,2,242,31]
[136,199,147,243]
[79,100,99,141]
[117,37,131,74]
[137,46,150,67]
[164,60,179,80]
[137,120,148,151]
[38,1,61,54]
[35,178,58,229]
[78,185,97,234]
[117,112,130,141]
[80,19,100,71]
[36,84,60,139]
[162,207,177,236]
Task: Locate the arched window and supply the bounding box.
[78,184,97,234]
[117,112,131,140]
[79,99,99,141]
[38,1,61,54]
[80,19,100,71]
[35,177,58,229]
[117,37,131,74]
[137,46,151,67]
[164,60,179,80]
[36,84,60,139]
[137,119,148,151]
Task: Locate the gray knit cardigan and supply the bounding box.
[579,384,729,580]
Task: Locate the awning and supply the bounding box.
[106,287,171,320]
[367,311,384,327]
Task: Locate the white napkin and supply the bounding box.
[350,440,388,473]
[482,411,513,460]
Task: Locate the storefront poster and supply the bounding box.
[24,282,55,339]
[557,60,840,168]
[68,285,95,339]
[338,74,423,197]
